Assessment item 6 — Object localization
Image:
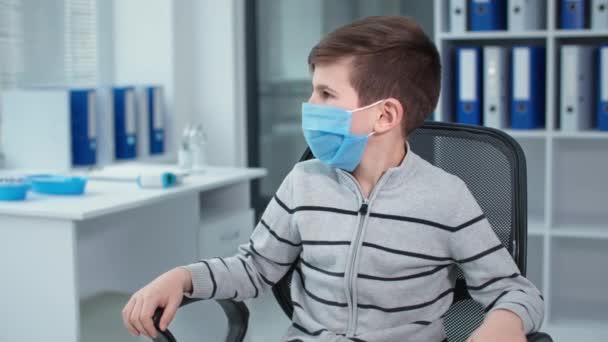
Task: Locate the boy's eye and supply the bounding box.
[321,90,332,99]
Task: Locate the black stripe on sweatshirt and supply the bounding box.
[260,219,302,247]
[358,287,455,313]
[467,273,520,291]
[292,322,326,336]
[484,290,509,312]
[294,267,348,308]
[249,239,293,266]
[301,240,351,246]
[359,264,452,282]
[301,259,345,277]
[301,258,452,282]
[200,261,216,299]
[369,212,486,232]
[240,254,275,286]
[456,244,504,264]
[485,289,528,312]
[412,321,432,326]
[258,272,276,287]
[274,195,358,216]
[216,257,229,270]
[362,242,454,262]
[239,258,259,298]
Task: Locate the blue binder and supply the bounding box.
[561,0,589,29]
[511,46,545,129]
[147,86,165,154]
[598,46,608,131]
[113,87,137,160]
[456,47,483,125]
[469,0,507,31]
[69,89,97,166]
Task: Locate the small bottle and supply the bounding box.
[189,123,207,172]
[178,141,192,170]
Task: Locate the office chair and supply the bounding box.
[151,122,553,342]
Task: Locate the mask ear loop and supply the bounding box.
[354,99,386,137]
[349,99,386,113]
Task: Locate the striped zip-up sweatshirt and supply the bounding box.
[184,149,544,341]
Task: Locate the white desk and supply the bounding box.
[0,166,266,341]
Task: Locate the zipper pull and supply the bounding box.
[359,202,369,215]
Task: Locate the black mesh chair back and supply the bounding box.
[271,122,528,342]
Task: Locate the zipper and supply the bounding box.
[345,198,369,336]
[341,171,390,337]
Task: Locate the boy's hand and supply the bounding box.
[467,309,526,342]
[122,267,193,338]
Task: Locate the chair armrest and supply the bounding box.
[151,296,250,342]
[527,332,553,342]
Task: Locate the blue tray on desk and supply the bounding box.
[28,175,88,195]
[0,178,30,201]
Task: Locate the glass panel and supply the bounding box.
[253,0,434,205]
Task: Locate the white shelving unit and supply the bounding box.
[434,1,608,340]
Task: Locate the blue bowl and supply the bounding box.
[29,175,88,195]
[0,182,29,201]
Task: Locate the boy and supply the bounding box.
[123,16,544,341]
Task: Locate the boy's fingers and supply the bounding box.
[141,301,159,338]
[130,297,146,336]
[122,297,139,336]
[159,296,181,331]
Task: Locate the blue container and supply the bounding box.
[29,175,88,195]
[0,180,29,201]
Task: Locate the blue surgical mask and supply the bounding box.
[301,100,384,172]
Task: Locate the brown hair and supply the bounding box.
[308,16,441,136]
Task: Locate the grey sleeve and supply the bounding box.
[182,170,302,301]
[448,181,545,334]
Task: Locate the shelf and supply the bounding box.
[554,29,608,38]
[544,321,608,342]
[552,225,608,240]
[552,131,608,139]
[503,129,549,139]
[439,31,547,41]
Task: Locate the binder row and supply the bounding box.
[455,45,608,131]
[72,86,166,166]
[455,46,546,129]
[449,0,608,32]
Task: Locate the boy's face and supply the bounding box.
[308,58,380,136]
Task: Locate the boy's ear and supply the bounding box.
[374,98,404,134]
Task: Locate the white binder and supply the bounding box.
[592,0,608,29]
[560,45,594,131]
[450,0,467,33]
[137,88,151,158]
[508,0,546,31]
[483,46,509,129]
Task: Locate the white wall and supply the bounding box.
[188,0,248,167]
[100,0,247,167]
